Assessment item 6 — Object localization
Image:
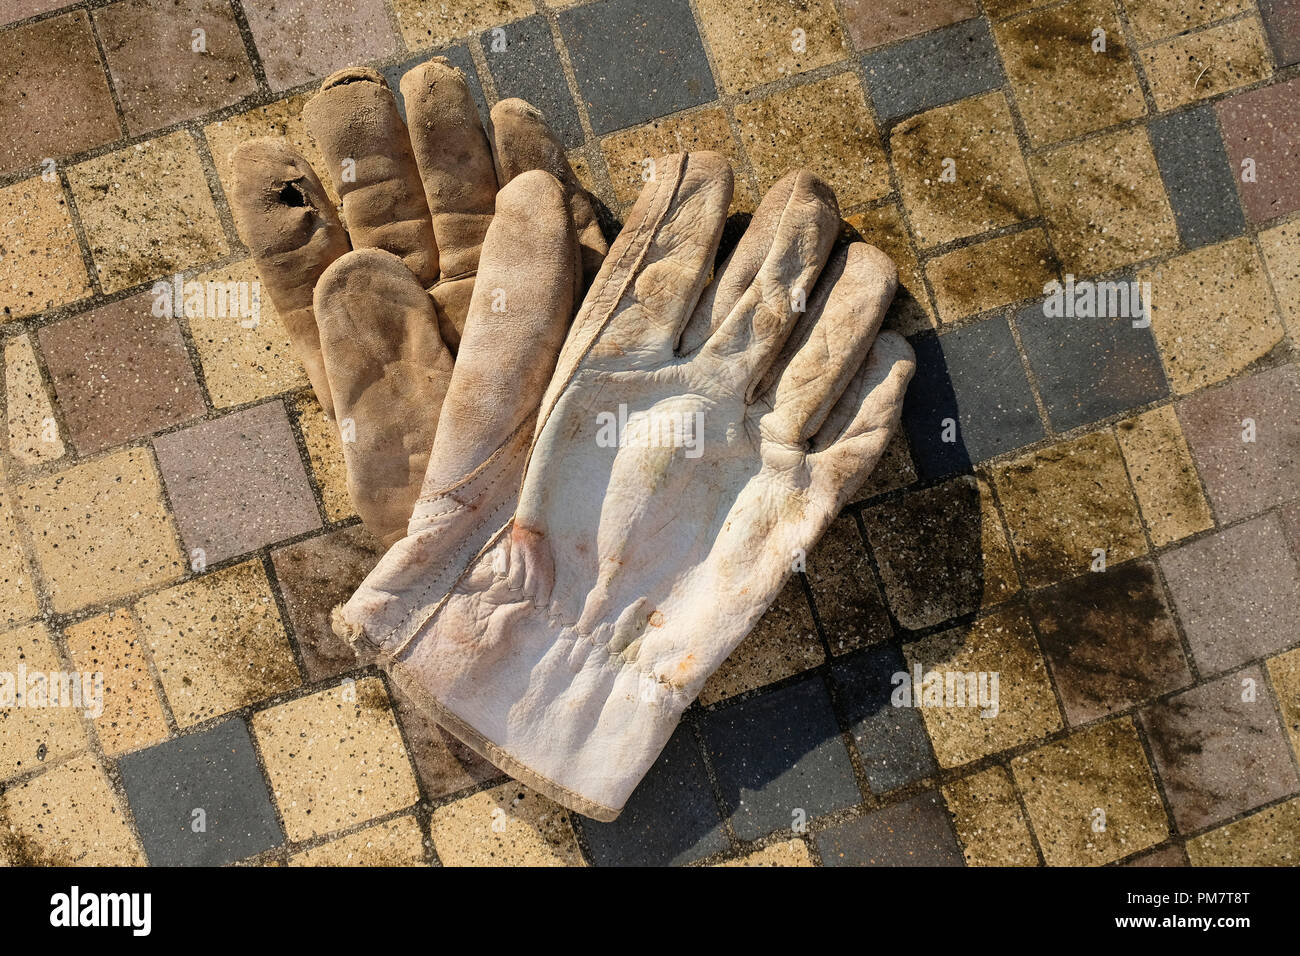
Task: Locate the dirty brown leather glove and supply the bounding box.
[229,61,606,546]
[336,153,916,819]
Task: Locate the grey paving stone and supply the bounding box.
[815,791,964,865]
[481,15,583,149]
[861,17,1004,123]
[1149,106,1245,249]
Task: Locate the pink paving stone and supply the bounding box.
[1216,77,1300,223]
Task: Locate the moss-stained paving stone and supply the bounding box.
[1140,238,1284,395]
[0,754,144,866]
[717,838,815,866]
[252,677,420,842]
[942,765,1039,866]
[15,448,184,613]
[67,132,229,294]
[925,228,1058,321]
[0,177,92,319]
[290,814,427,867]
[1011,718,1168,866]
[135,561,300,728]
[1122,0,1249,43]
[1139,18,1273,111]
[890,92,1038,249]
[1186,796,1300,866]
[804,515,893,656]
[0,622,89,779]
[692,0,850,93]
[992,430,1147,589]
[429,782,585,866]
[63,610,169,757]
[903,604,1062,767]
[735,72,889,208]
[1115,406,1214,547]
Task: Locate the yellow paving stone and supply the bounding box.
[4,333,65,465]
[0,177,91,319]
[0,754,144,865]
[1267,647,1300,760]
[984,0,1057,18]
[252,677,420,841]
[890,92,1038,248]
[290,389,354,522]
[0,486,37,628]
[1123,0,1249,43]
[1186,796,1300,866]
[187,259,308,408]
[392,0,535,51]
[904,605,1062,767]
[1256,218,1300,339]
[926,228,1058,322]
[845,203,935,336]
[1012,718,1169,866]
[15,448,184,613]
[290,814,427,866]
[942,765,1040,866]
[429,781,585,866]
[735,72,890,208]
[1139,237,1283,394]
[718,838,815,866]
[1115,406,1214,546]
[204,93,339,208]
[992,430,1147,588]
[0,622,89,780]
[1031,127,1179,275]
[693,0,850,92]
[67,131,228,294]
[63,610,168,757]
[135,561,299,728]
[1140,18,1273,111]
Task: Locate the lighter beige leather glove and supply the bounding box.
[337,152,916,820]
[229,61,605,547]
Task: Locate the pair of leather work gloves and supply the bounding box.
[231,61,915,822]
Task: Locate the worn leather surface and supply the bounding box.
[338,152,917,819]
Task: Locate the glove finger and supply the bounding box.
[490,98,608,293]
[314,248,453,547]
[229,137,350,420]
[421,169,575,495]
[429,274,475,354]
[808,330,916,501]
[760,242,898,445]
[694,170,840,403]
[304,67,439,287]
[401,58,497,280]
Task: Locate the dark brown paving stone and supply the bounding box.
[805,515,892,654]
[1260,0,1300,66]
[94,0,257,135]
[1159,514,1300,675]
[241,0,399,91]
[38,293,207,454]
[1123,843,1189,867]
[389,681,503,801]
[1177,364,1300,525]
[1216,78,1300,223]
[0,11,121,175]
[153,401,321,564]
[861,476,987,630]
[1030,560,1192,725]
[1141,667,1300,833]
[838,0,979,52]
[270,524,385,681]
[815,792,964,866]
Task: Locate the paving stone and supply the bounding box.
[3,1,73,25]
[1011,718,1168,865]
[1123,843,1188,866]
[1258,218,1300,339]
[860,17,1004,123]
[136,561,299,727]
[925,228,1059,321]
[241,0,399,92]
[1216,78,1300,223]
[480,16,583,149]
[1159,514,1300,674]
[717,838,815,866]
[1259,0,1300,66]
[94,0,257,134]
[1186,796,1300,865]
[388,681,503,800]
[559,0,716,134]
[392,0,534,52]
[1148,105,1246,250]
[829,642,938,794]
[942,765,1039,866]
[839,0,979,52]
[815,792,964,866]
[900,320,1043,478]
[154,401,321,564]
[0,622,89,779]
[1176,364,1300,523]
[1140,18,1272,111]
[64,610,169,757]
[0,486,38,628]
[0,177,92,319]
[252,678,421,841]
[1141,667,1300,832]
[429,782,584,866]
[992,430,1147,588]
[0,12,120,175]
[290,815,426,866]
[578,726,727,866]
[4,333,65,465]
[1030,559,1192,724]
[39,293,206,454]
[1268,647,1300,761]
[119,718,283,866]
[1115,405,1214,546]
[290,390,353,522]
[1123,0,1249,42]
[692,0,849,93]
[804,515,893,655]
[701,677,859,840]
